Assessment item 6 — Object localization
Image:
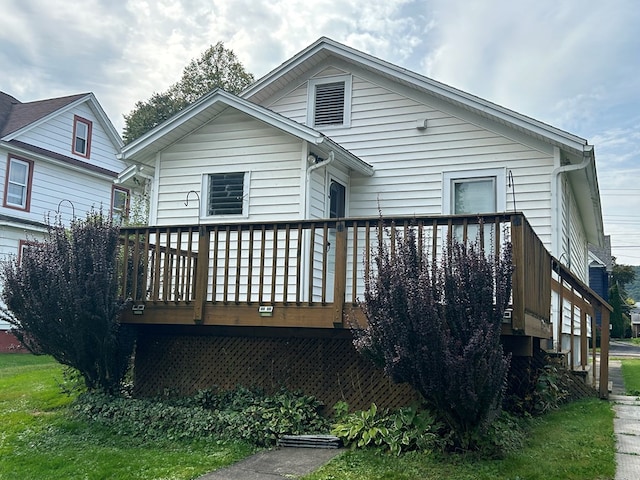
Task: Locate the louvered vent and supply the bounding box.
[314,81,345,126]
[208,172,244,215]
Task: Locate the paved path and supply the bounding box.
[610,358,640,480]
[196,447,344,480]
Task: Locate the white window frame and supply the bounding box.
[72,115,92,158]
[4,156,33,211]
[442,168,506,215]
[307,75,352,129]
[201,170,251,219]
[111,186,130,224]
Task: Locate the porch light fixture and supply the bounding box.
[132,304,145,315]
[258,305,274,317]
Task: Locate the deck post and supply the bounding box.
[599,307,610,399]
[193,225,210,323]
[333,221,347,326]
[510,215,526,332]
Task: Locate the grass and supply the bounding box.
[621,358,640,395]
[304,399,615,480]
[1,353,617,479]
[0,354,254,480]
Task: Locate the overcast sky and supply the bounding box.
[2,0,639,264]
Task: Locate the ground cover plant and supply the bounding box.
[621,358,640,395]
[306,398,615,480]
[0,354,253,480]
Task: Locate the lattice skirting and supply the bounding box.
[132,326,420,412]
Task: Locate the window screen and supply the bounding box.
[453,178,496,214]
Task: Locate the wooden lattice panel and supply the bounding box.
[133,329,420,411]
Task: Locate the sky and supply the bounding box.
[2,0,639,264]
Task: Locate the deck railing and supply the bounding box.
[118,212,611,397]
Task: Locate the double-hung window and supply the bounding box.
[307,75,352,128]
[72,115,92,158]
[111,186,130,224]
[206,172,249,217]
[443,169,506,245]
[3,155,34,211]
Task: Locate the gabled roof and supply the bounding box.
[243,37,592,155]
[242,37,604,246]
[0,91,123,149]
[119,88,373,176]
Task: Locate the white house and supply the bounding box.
[0,91,127,337]
[116,38,608,403]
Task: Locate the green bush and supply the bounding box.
[72,387,329,446]
[331,404,443,455]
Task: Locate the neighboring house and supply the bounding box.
[631,309,640,338]
[589,235,612,327]
[116,38,610,407]
[0,91,127,348]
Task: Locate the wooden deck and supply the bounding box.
[117,213,611,397]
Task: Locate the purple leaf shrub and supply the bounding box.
[354,222,513,449]
[0,212,134,393]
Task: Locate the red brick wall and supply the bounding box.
[0,330,27,353]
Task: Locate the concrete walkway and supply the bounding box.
[196,447,344,480]
[610,359,640,480]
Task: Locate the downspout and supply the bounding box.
[304,150,334,218]
[551,144,593,267]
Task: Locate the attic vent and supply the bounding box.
[208,172,245,216]
[314,81,345,126]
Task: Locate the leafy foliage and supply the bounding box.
[123,42,254,143]
[73,386,329,447]
[331,403,443,455]
[0,212,134,393]
[353,223,513,450]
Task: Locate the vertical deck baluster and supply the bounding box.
[235,226,242,304]
[308,223,316,305]
[223,226,231,305]
[283,224,291,305]
[210,227,219,304]
[176,228,183,303]
[152,228,161,302]
[185,227,194,303]
[271,224,278,303]
[121,231,130,300]
[131,230,141,301]
[296,223,303,305]
[247,226,254,304]
[351,222,358,304]
[321,222,328,305]
[259,225,266,304]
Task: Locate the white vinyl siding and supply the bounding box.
[153,110,304,225]
[265,69,555,251]
[14,102,124,173]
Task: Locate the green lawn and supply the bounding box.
[304,399,615,480]
[1,354,617,480]
[621,358,640,395]
[0,354,253,480]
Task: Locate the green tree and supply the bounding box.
[0,212,134,393]
[123,42,254,144]
[609,261,636,338]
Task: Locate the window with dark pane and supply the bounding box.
[208,172,245,215]
[314,81,345,126]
